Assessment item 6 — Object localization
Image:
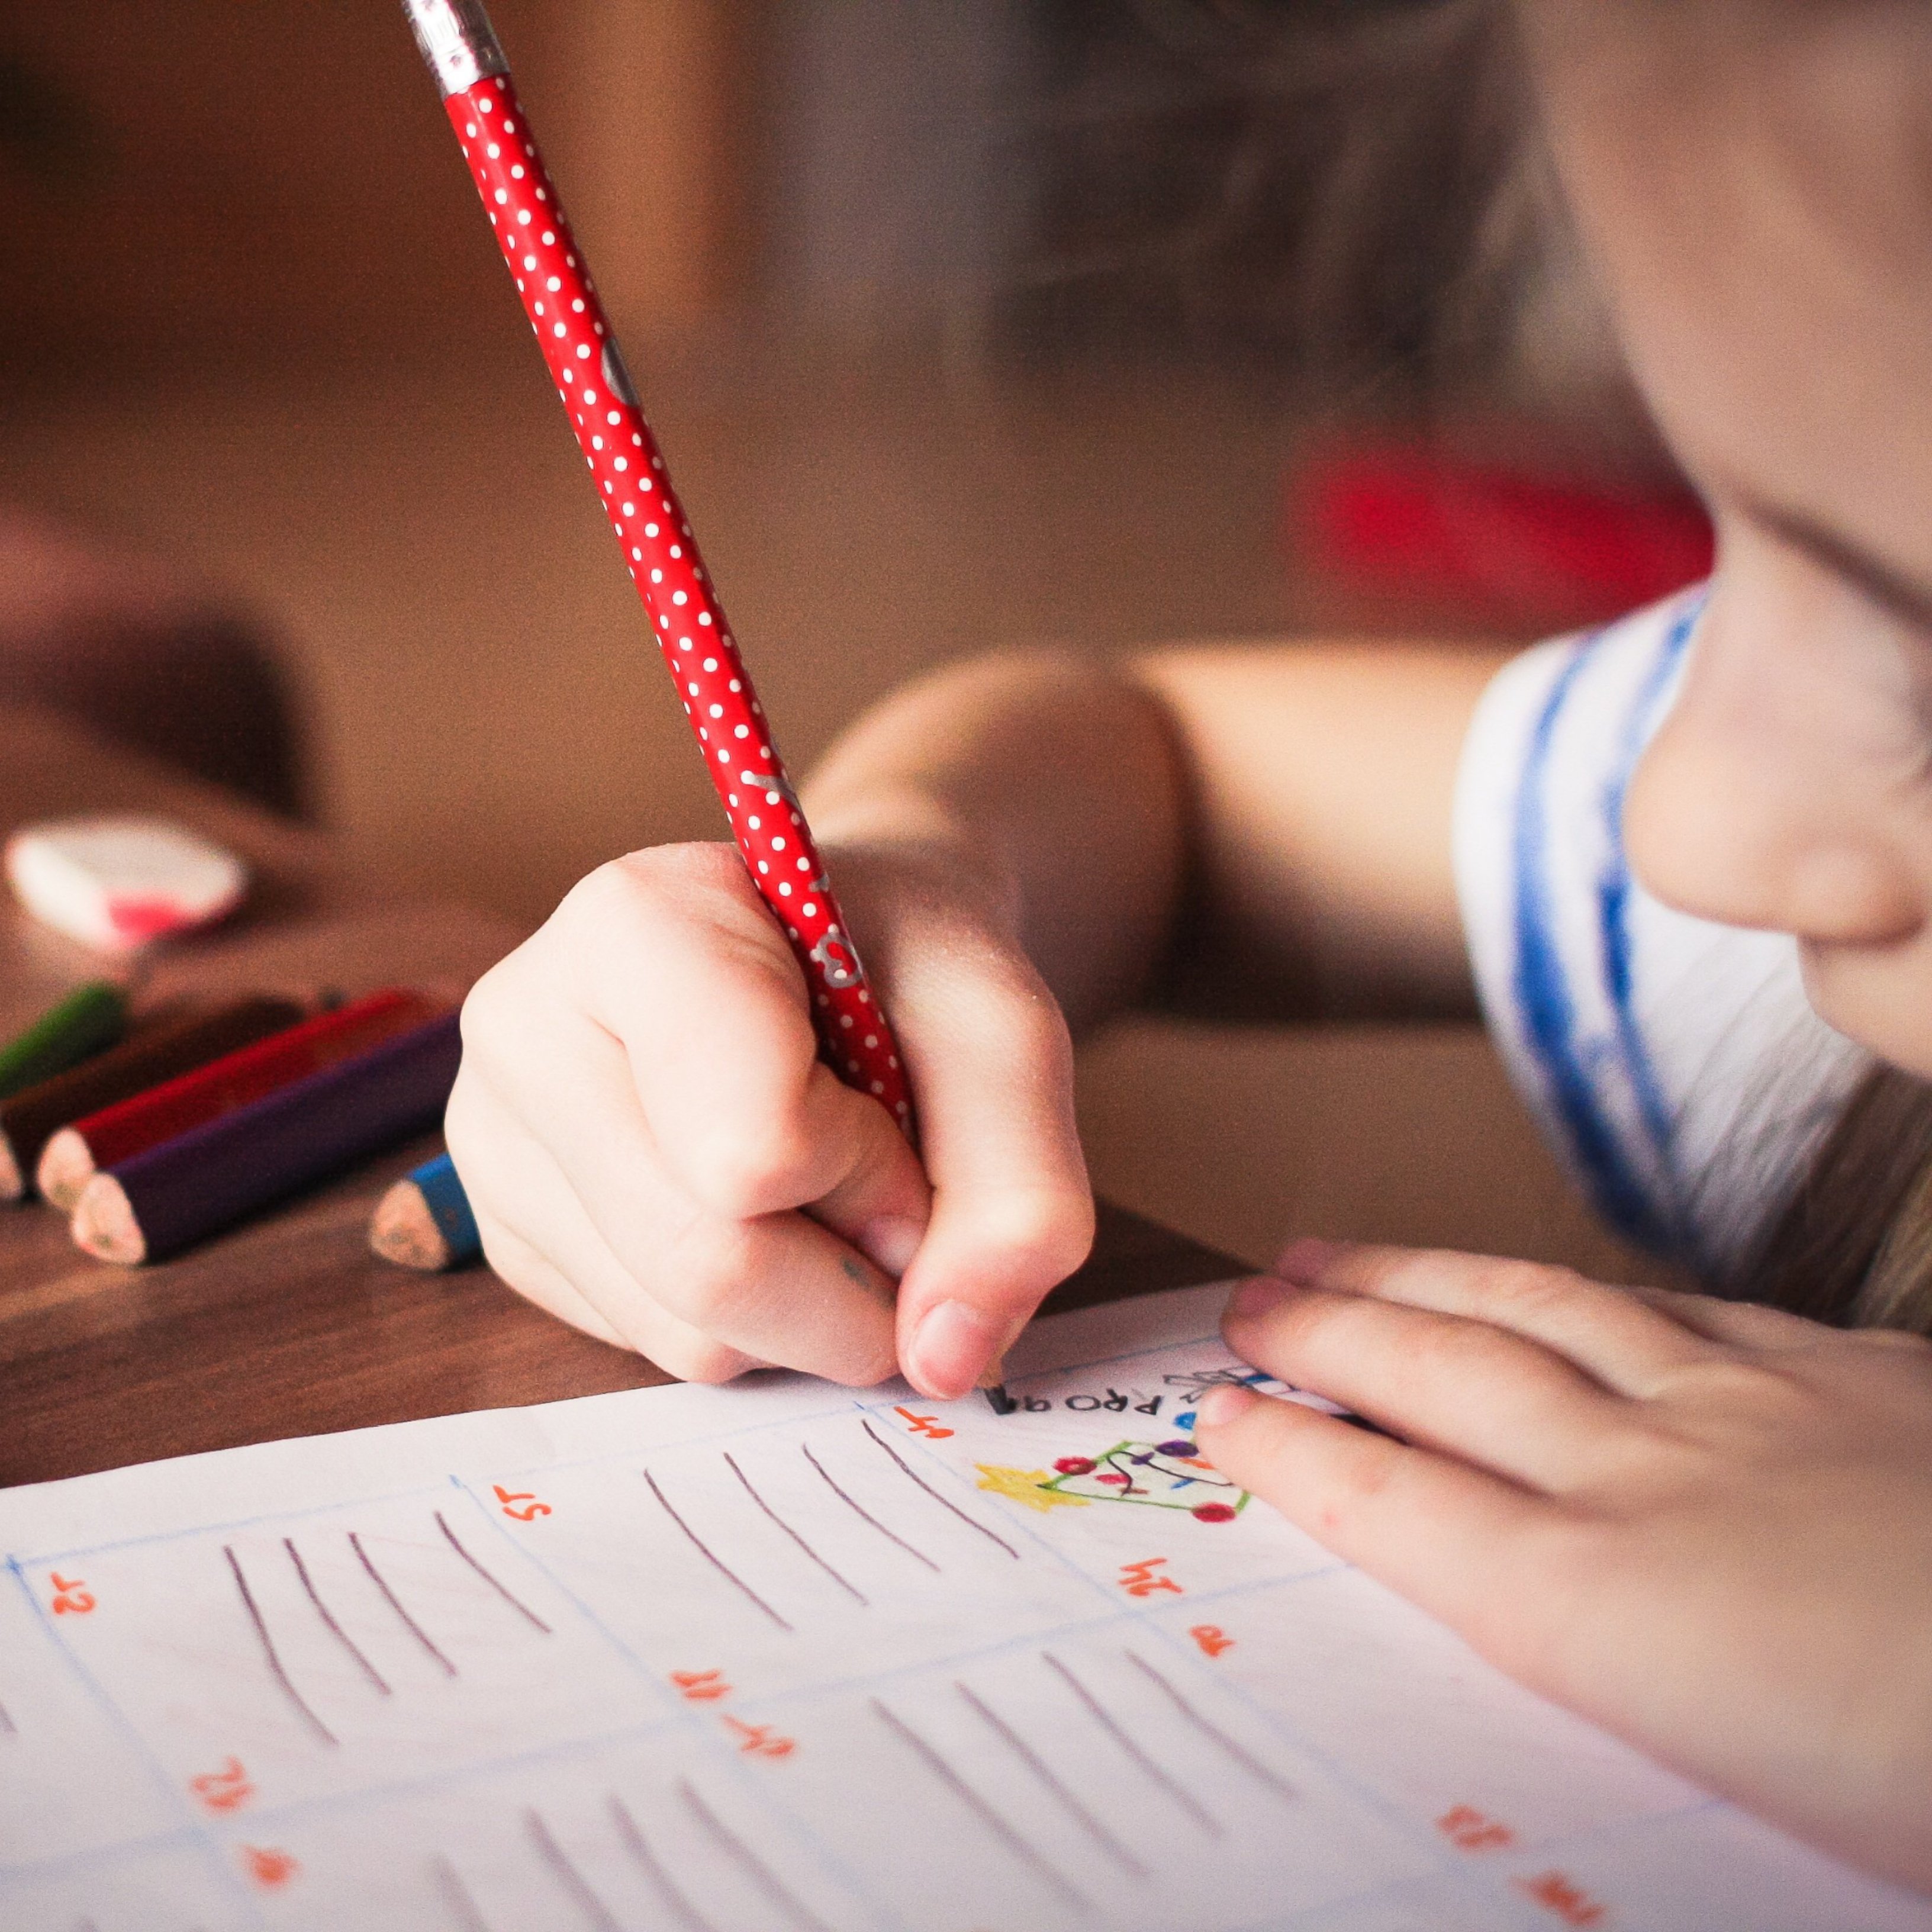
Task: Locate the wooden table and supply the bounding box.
[0,706,1239,1489]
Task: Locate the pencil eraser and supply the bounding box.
[5,816,249,954]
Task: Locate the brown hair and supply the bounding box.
[1017,0,1624,411]
[1737,1068,1932,1333]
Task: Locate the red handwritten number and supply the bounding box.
[243,1846,300,1890]
[671,1669,732,1702]
[723,1715,797,1759]
[1437,1804,1515,1852]
[191,1757,255,1815]
[894,1406,955,1441]
[492,1485,552,1522]
[1517,1872,1606,1927]
[1118,1557,1184,1599]
[1189,1624,1234,1657]
[49,1572,94,1615]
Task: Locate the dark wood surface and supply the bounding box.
[0,706,1242,1488]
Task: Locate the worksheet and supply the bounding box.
[1,1284,1924,1932]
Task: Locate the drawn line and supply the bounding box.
[610,1793,721,1932]
[800,1441,940,1572]
[349,1531,458,1676]
[1042,1651,1222,1836]
[871,1699,1091,1917]
[858,1419,1020,1559]
[432,1854,495,1932]
[436,1511,553,1632]
[955,1680,1150,1877]
[1125,1650,1298,1802]
[525,1808,623,1931]
[284,1537,391,1696]
[723,1451,868,1604]
[643,1469,794,1633]
[0,1698,14,1735]
[223,1544,336,1749]
[681,1781,835,1932]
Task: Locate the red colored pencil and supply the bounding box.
[36,989,441,1210]
[402,0,912,1134]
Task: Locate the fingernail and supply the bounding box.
[858,1215,924,1279]
[1197,1384,1259,1428]
[909,1299,1006,1400]
[1227,1275,1290,1321]
[1273,1237,1342,1284]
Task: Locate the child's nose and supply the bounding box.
[1624,664,1923,949]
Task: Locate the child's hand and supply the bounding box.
[1196,1242,1932,1892]
[445,841,1093,1398]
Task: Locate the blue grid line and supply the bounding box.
[3,1556,268,1926]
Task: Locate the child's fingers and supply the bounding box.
[885,945,1094,1400]
[450,1047,900,1386]
[446,1070,762,1380]
[568,848,931,1232]
[1222,1278,1635,1493]
[1194,1385,1574,1672]
[1618,1283,1834,1349]
[1274,1239,1721,1396]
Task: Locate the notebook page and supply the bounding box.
[0,1283,1923,1931]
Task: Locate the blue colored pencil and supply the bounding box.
[369,1150,483,1273]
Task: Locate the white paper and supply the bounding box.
[0,1283,1923,1931]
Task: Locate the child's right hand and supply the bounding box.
[443,839,1094,1399]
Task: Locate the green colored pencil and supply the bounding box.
[0,983,127,1104]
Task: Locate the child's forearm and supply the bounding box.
[802,652,1187,1033]
[804,641,1509,1032]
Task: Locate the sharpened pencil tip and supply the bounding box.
[36,1128,94,1212]
[72,1173,145,1266]
[981,1383,1018,1417]
[370,1179,453,1272]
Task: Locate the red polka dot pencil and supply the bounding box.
[401,0,912,1134]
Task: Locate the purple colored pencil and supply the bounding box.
[72,1011,461,1264]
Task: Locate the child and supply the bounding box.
[447,0,1932,1890]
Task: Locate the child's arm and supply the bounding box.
[447,642,1506,1396]
[1197,1244,1932,1893]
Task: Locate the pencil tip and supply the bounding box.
[72,1173,144,1265]
[370,1180,452,1271]
[36,1129,92,1212]
[981,1383,1018,1417]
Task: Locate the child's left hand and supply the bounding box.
[1194,1243,1932,1894]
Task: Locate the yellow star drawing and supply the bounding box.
[974,1464,1091,1513]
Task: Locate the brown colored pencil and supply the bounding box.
[0,996,305,1202]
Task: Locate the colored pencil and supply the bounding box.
[72,1011,463,1265]
[37,988,438,1211]
[402,1,912,1133]
[369,1151,483,1272]
[0,982,125,1105]
[0,994,305,1201]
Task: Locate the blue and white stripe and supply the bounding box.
[1457,588,1866,1273]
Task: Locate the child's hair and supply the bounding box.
[1740,1071,1932,1334]
[1018,0,1630,423]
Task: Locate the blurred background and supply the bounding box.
[0,0,1708,1278]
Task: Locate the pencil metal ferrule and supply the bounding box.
[403,0,508,98]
